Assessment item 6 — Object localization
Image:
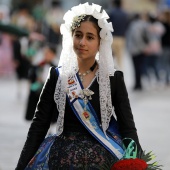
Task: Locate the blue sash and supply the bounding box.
[56,68,124,160]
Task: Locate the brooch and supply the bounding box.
[79,89,94,111]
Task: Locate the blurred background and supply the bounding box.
[0,0,170,169]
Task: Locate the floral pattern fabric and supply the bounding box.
[25,135,56,170]
[49,132,117,170]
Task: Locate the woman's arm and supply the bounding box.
[15,67,58,170]
[111,71,142,151]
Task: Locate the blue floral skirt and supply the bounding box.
[48,131,117,170]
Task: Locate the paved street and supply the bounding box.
[0,54,170,170]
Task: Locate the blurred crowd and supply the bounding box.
[0,0,170,121]
[0,0,63,77]
[108,0,170,91]
[0,0,63,125]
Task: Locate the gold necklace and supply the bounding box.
[78,61,97,82]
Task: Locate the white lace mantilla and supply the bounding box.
[54,3,116,136]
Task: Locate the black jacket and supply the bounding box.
[16,66,142,169]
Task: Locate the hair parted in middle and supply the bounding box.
[71,14,101,35]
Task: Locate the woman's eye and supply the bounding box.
[75,34,81,38]
[87,36,94,40]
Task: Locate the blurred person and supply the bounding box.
[126,12,151,90]
[143,13,165,86]
[0,4,10,24]
[43,0,64,48]
[109,0,129,69]
[32,2,46,33]
[0,32,14,76]
[15,3,142,169]
[25,31,46,64]
[0,19,46,96]
[160,9,170,85]
[10,28,30,81]
[12,37,31,97]
[11,3,36,32]
[25,44,57,122]
[10,3,38,77]
[1,24,31,97]
[0,5,14,76]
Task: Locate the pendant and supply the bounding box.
[79,89,94,111]
[82,111,90,120]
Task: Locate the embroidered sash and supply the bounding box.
[56,68,124,160]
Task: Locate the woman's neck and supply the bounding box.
[78,59,96,73]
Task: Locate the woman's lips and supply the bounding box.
[78,48,87,52]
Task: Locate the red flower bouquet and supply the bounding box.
[111,158,147,170]
[110,138,162,170]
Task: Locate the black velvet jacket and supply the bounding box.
[15,66,142,169]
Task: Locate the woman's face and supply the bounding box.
[73,21,100,60]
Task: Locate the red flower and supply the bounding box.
[111,158,148,170]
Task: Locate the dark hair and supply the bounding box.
[71,15,101,35]
[49,46,57,54]
[148,14,157,23]
[51,0,61,7]
[112,0,122,8]
[18,3,29,11]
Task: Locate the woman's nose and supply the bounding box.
[80,37,86,46]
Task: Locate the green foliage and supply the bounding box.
[139,150,163,170]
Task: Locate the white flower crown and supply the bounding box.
[60,2,114,41]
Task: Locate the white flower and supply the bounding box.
[63,10,75,24]
[101,10,109,19]
[98,19,113,32]
[83,3,94,15]
[100,29,113,42]
[60,24,71,35]
[93,9,102,20]
[71,4,85,16]
[92,3,101,12]
[107,22,114,32]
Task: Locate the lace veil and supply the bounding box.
[54,2,115,136]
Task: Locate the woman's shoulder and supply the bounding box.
[110,70,124,80]
[50,65,58,70]
[114,70,123,76]
[47,66,59,82]
[109,70,126,87]
[49,66,59,74]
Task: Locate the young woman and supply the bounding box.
[15,3,142,169]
